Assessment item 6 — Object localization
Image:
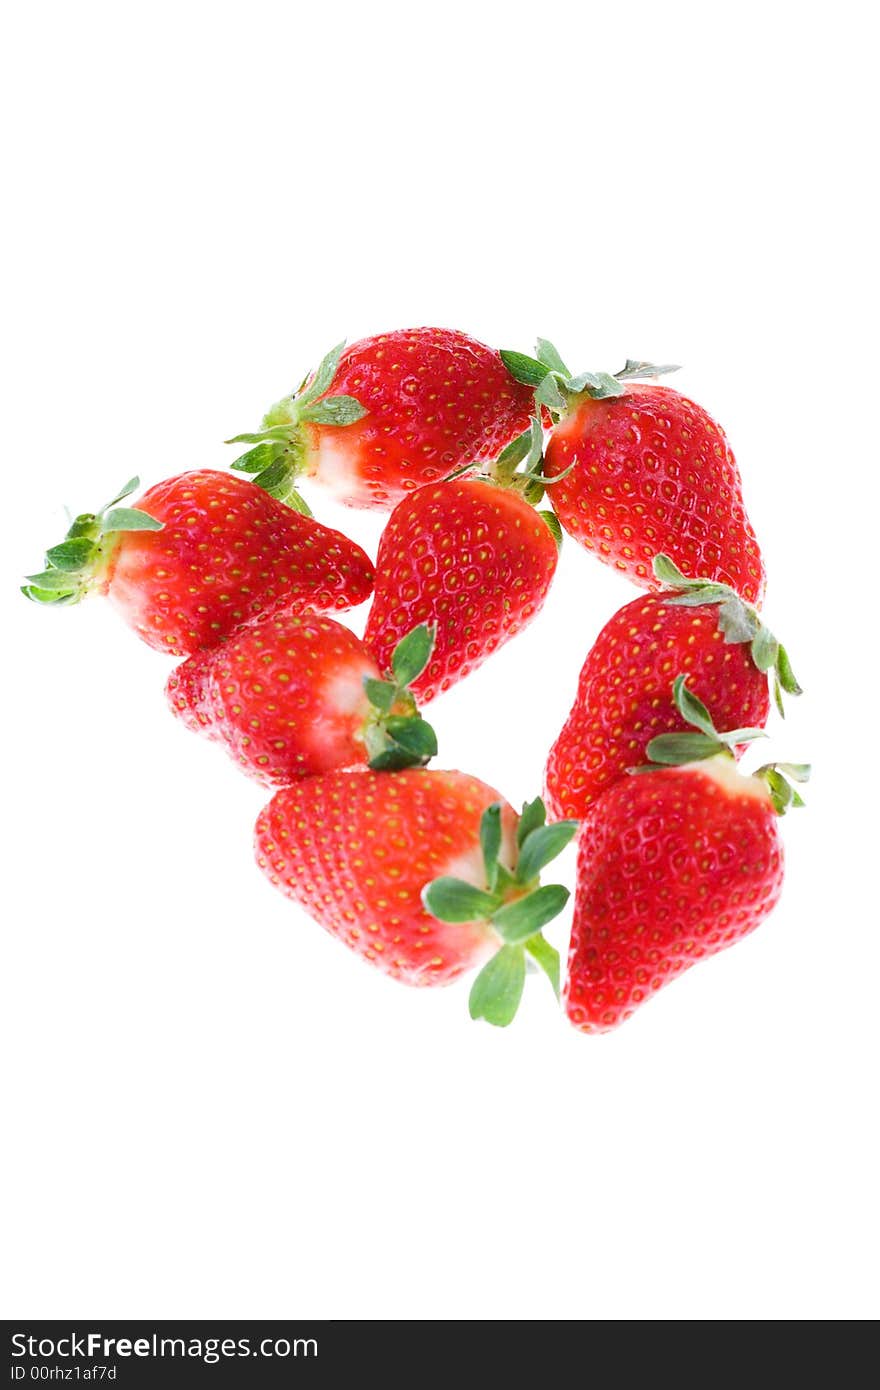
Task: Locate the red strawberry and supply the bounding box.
[501,345,766,604]
[227,328,535,511]
[544,554,801,820]
[167,618,438,786]
[23,470,374,656]
[564,751,808,1033]
[363,478,560,703]
[255,772,575,1018]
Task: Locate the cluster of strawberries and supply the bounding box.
[25,328,806,1032]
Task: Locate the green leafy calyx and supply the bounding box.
[421,797,578,1028]
[643,675,768,766]
[362,624,439,771]
[500,341,680,420]
[22,478,163,607]
[753,762,811,815]
[226,341,368,512]
[652,553,802,715]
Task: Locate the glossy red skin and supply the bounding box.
[564,762,784,1033]
[545,383,766,605]
[166,610,379,786]
[104,470,374,655]
[303,327,535,509]
[255,768,516,986]
[544,592,770,820]
[364,479,559,702]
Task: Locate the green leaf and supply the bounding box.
[522,415,545,475]
[299,340,345,404]
[534,372,566,412]
[22,582,75,605]
[666,586,731,608]
[468,946,526,1027]
[775,762,811,783]
[102,507,163,533]
[565,370,625,399]
[100,477,140,510]
[381,715,438,762]
[422,877,500,923]
[300,394,367,427]
[391,623,435,687]
[230,441,283,474]
[225,424,296,445]
[251,455,295,498]
[480,803,503,894]
[615,359,681,381]
[525,933,561,999]
[366,745,421,772]
[492,884,570,944]
[764,768,794,815]
[275,484,313,517]
[646,732,725,764]
[493,427,532,481]
[538,510,563,547]
[717,595,758,644]
[363,677,396,714]
[517,797,546,848]
[23,568,81,591]
[535,338,570,376]
[720,726,768,745]
[652,552,693,587]
[516,821,578,885]
[776,644,803,696]
[672,675,717,737]
[499,349,549,387]
[44,538,94,571]
[773,672,786,720]
[750,625,780,673]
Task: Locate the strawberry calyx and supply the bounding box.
[226,341,367,515]
[361,624,439,771]
[642,674,768,766]
[652,553,802,715]
[500,340,680,423]
[752,762,811,815]
[637,676,810,815]
[22,477,163,606]
[422,797,579,1027]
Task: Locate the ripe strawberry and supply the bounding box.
[544,554,801,820]
[501,344,766,604]
[255,772,575,1019]
[167,618,438,786]
[227,328,535,511]
[23,470,374,656]
[565,750,808,1033]
[363,478,560,703]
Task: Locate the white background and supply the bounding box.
[2,1,877,1321]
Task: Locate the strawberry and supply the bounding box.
[544,554,801,820]
[227,328,535,512]
[167,619,438,786]
[501,344,766,604]
[255,772,575,1020]
[23,470,374,656]
[363,478,560,703]
[563,709,809,1033]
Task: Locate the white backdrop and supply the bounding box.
[3,0,877,1320]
